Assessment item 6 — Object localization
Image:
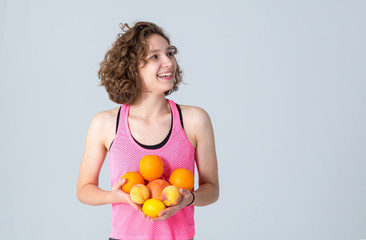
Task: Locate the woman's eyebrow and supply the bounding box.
[148,47,173,55]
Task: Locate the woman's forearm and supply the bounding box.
[192,182,219,207]
[77,183,114,206]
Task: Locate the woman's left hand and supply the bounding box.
[147,188,194,221]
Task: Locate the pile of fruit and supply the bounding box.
[120,155,194,218]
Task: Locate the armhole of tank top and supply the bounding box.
[176,103,184,129]
[109,106,122,151]
[115,106,121,133]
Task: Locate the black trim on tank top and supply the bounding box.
[176,103,184,129]
[133,113,173,149]
[111,103,183,150]
[108,107,122,150]
[115,106,121,133]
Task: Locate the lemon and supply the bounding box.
[142,199,166,218]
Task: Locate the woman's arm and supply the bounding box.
[76,111,140,210]
[188,106,219,206]
[151,106,219,221]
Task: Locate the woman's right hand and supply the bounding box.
[110,178,146,216]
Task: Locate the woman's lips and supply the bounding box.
[157,72,173,80]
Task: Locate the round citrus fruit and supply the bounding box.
[146,179,170,200]
[120,171,145,194]
[169,168,194,191]
[142,199,166,218]
[139,155,164,181]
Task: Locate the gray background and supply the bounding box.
[1,0,365,239]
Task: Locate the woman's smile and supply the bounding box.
[157,71,174,81]
[139,34,177,93]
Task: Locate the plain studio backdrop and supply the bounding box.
[0,0,365,239]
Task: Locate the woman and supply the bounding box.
[77,21,219,240]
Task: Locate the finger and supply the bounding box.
[112,179,125,191]
[129,201,145,217]
[119,178,127,186]
[128,200,137,210]
[132,203,140,211]
[146,210,168,222]
[127,198,141,211]
[158,208,169,216]
[158,207,176,219]
[179,188,186,194]
[178,188,194,206]
[179,188,190,196]
[149,217,161,222]
[139,209,147,218]
[113,178,126,190]
[149,215,167,222]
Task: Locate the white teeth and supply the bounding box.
[158,73,172,77]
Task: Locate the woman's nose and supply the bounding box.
[162,56,174,68]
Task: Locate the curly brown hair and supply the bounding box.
[98,21,183,105]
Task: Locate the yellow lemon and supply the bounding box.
[142,199,166,218]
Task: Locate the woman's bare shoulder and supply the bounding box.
[88,107,120,133]
[178,104,211,123]
[93,107,119,122]
[177,104,213,138]
[86,107,120,149]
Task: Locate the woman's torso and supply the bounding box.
[107,99,196,239]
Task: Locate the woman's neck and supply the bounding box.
[129,95,170,120]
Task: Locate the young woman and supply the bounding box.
[77,21,219,240]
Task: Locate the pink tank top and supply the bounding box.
[108,99,196,240]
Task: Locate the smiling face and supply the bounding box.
[139,34,177,96]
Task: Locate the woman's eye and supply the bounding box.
[167,52,174,57]
[151,55,158,59]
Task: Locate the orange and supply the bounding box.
[146,179,170,200]
[142,199,166,218]
[169,168,194,191]
[120,171,145,194]
[139,155,164,181]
